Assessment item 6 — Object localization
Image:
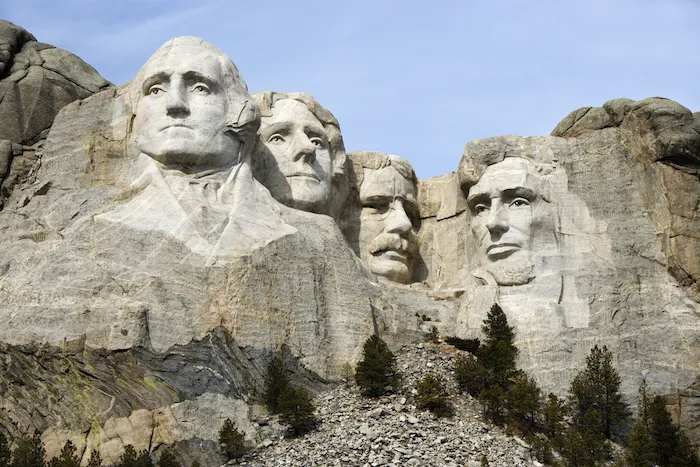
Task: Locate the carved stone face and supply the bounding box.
[132,44,240,169]
[467,157,541,285]
[257,99,333,214]
[358,166,418,284]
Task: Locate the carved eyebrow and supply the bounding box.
[260,121,292,136]
[501,187,536,201]
[141,72,170,94]
[182,71,221,91]
[467,192,490,210]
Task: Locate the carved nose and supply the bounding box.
[385,199,412,235]
[166,87,190,117]
[292,135,316,163]
[485,206,509,236]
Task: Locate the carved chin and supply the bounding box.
[369,255,412,284]
[485,257,535,286]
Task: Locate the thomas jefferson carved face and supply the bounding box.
[257,99,333,214]
[132,43,240,170]
[358,165,419,284]
[467,157,541,285]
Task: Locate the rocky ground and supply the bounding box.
[230,341,544,467]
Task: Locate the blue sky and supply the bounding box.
[3,0,699,180]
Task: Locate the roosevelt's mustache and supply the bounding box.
[368,233,417,256]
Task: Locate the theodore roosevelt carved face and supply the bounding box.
[467,157,542,285]
[252,92,346,215]
[354,153,419,284]
[130,37,258,171]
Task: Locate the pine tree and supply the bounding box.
[415,374,452,417]
[265,355,289,414]
[647,395,700,466]
[569,345,628,440]
[541,393,567,441]
[505,371,541,433]
[0,432,10,467]
[10,432,45,467]
[355,335,399,397]
[85,450,102,467]
[116,445,152,467]
[560,409,610,467]
[453,354,486,397]
[669,431,700,467]
[47,440,80,467]
[277,386,317,436]
[624,421,655,467]
[156,449,180,467]
[218,418,247,460]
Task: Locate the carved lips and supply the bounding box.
[485,242,521,259]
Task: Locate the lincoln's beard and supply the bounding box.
[484,255,535,286]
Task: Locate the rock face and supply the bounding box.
[0,28,699,464]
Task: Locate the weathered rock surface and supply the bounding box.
[0,28,699,465]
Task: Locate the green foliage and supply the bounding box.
[265,355,289,414]
[115,445,152,467]
[453,354,485,397]
[569,345,628,440]
[427,326,439,343]
[560,409,610,467]
[526,434,553,464]
[646,395,699,466]
[10,432,46,467]
[156,449,181,467]
[670,431,700,467]
[85,450,102,467]
[355,335,399,397]
[415,373,453,417]
[444,336,480,354]
[624,421,655,467]
[542,393,567,441]
[480,454,489,466]
[277,386,317,436]
[0,432,10,467]
[218,418,247,460]
[477,303,518,391]
[47,440,80,467]
[505,371,541,433]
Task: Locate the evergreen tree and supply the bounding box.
[669,431,700,467]
[624,421,655,467]
[265,355,289,414]
[647,395,700,466]
[569,345,628,439]
[477,303,517,390]
[10,432,45,467]
[47,440,80,467]
[638,379,650,430]
[218,418,247,460]
[560,409,610,467]
[116,445,152,467]
[0,432,10,467]
[505,371,541,433]
[541,393,567,442]
[85,450,102,467]
[156,449,180,467]
[277,386,317,436]
[453,354,486,397]
[415,373,452,417]
[355,335,399,397]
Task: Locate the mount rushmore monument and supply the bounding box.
[0,22,698,463]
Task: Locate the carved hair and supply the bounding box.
[458,138,554,202]
[252,91,346,180]
[127,36,260,147]
[346,151,417,188]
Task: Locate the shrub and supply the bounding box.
[427,326,439,343]
[218,418,247,460]
[156,448,181,467]
[444,336,480,354]
[277,386,317,436]
[0,432,10,467]
[10,432,45,467]
[47,440,80,467]
[265,355,289,414]
[85,449,103,467]
[355,335,399,397]
[415,373,453,417]
[453,354,485,397]
[115,445,152,467]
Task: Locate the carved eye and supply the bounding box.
[510,198,530,208]
[474,204,489,215]
[192,83,210,93]
[147,85,165,96]
[268,134,285,143]
[310,137,324,148]
[364,201,390,215]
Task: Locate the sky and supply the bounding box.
[2,0,699,180]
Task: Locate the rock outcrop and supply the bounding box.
[0,27,698,464]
